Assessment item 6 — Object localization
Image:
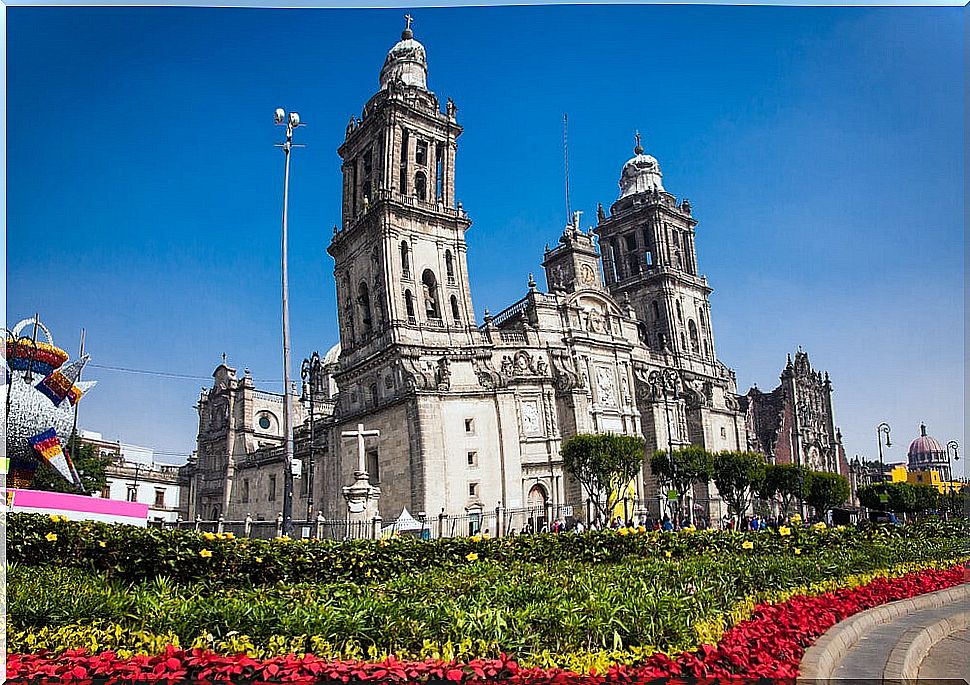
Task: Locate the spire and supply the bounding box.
[634,130,644,155]
[920,422,927,437]
[403,13,414,39]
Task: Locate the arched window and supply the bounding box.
[400,241,411,278]
[680,332,686,350]
[688,320,700,353]
[445,250,455,283]
[699,309,707,329]
[358,282,372,332]
[404,289,416,323]
[414,171,427,201]
[450,294,460,323]
[676,301,683,323]
[422,269,440,319]
[651,300,660,321]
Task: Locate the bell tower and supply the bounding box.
[328,19,479,356]
[326,18,486,416]
[594,134,716,366]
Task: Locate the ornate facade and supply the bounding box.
[741,351,848,476]
[181,23,841,527]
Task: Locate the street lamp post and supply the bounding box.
[876,423,892,482]
[301,352,323,521]
[945,440,959,515]
[300,352,323,521]
[649,368,680,524]
[275,107,303,537]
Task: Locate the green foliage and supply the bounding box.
[759,464,809,517]
[562,433,645,522]
[11,513,968,590]
[804,471,850,517]
[712,451,766,525]
[650,446,713,507]
[30,435,112,495]
[858,481,954,516]
[8,521,967,661]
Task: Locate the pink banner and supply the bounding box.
[8,488,149,520]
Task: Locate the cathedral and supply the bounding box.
[179,22,845,529]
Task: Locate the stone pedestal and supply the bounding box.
[342,471,381,522]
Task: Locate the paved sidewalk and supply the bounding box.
[830,604,964,680]
[798,583,969,683]
[917,626,970,680]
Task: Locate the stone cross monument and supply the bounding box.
[341,423,381,522]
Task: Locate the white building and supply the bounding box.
[82,430,182,523]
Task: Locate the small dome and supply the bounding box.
[323,342,341,368]
[908,423,944,457]
[618,132,665,199]
[379,22,428,90]
[907,423,946,469]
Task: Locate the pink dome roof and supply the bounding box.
[908,423,944,457]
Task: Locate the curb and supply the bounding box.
[882,608,970,681]
[797,582,970,683]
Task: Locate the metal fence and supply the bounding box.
[153,514,378,540]
[158,504,580,541]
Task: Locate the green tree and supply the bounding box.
[712,451,766,526]
[31,432,112,495]
[804,471,849,519]
[650,445,713,521]
[562,433,645,523]
[758,463,809,518]
[910,484,940,517]
[858,482,915,515]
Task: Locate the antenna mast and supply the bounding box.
[563,113,571,225]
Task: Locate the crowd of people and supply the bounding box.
[505,511,820,536]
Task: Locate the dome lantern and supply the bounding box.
[379,15,428,91]
[618,131,665,199]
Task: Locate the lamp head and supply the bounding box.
[289,111,301,127]
[274,108,286,124]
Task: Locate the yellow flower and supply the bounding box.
[255,556,263,563]
[618,527,629,536]
[665,551,672,558]
[794,548,802,556]
[470,535,482,543]
[779,526,791,537]
[742,540,754,550]
[378,539,389,547]
[276,535,290,541]
[790,514,802,523]
[813,522,826,530]
[637,526,646,533]
[223,532,235,540]
[199,549,213,558]
[98,541,107,548]
[202,532,216,540]
[45,532,57,542]
[466,552,479,562]
[48,514,66,523]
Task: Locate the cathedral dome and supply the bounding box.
[618,133,665,198]
[907,423,945,468]
[323,342,341,368]
[379,22,428,91]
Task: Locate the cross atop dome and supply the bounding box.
[634,130,644,155]
[403,13,414,39]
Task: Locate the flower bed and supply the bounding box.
[7,564,966,683]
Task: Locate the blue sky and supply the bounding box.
[6,5,964,474]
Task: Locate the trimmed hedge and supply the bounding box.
[9,513,968,587]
